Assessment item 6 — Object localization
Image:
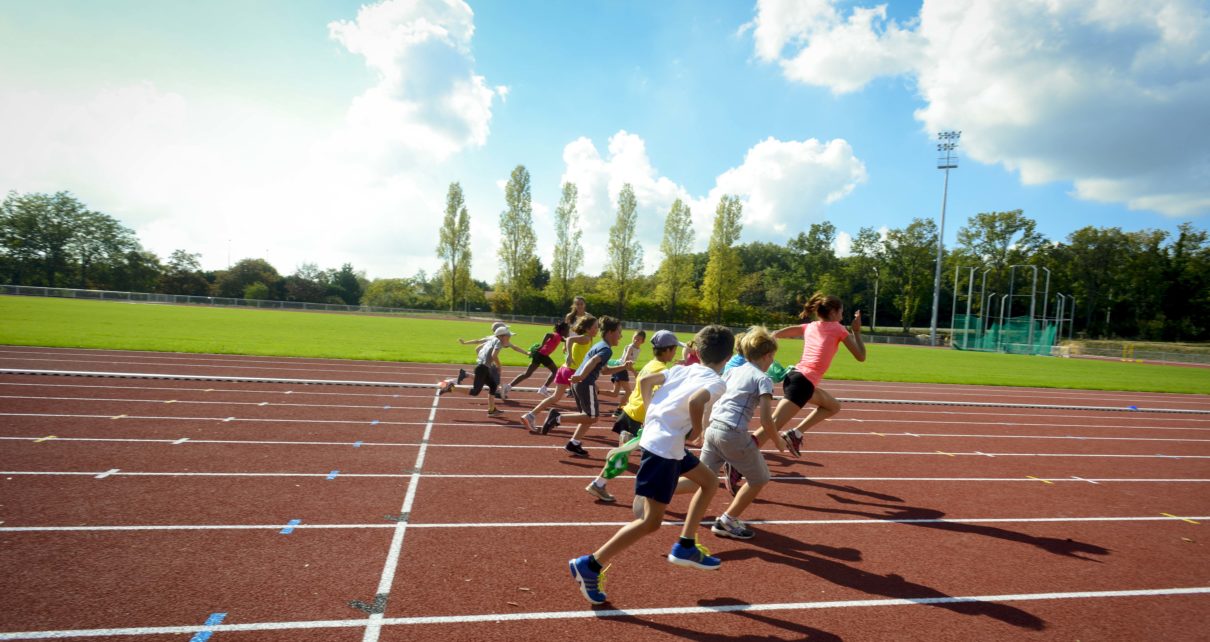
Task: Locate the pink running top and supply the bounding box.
[794,321,849,385]
[538,333,563,356]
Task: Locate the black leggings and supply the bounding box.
[510,353,558,387]
[470,364,499,396]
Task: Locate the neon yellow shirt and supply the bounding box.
[569,338,591,369]
[621,359,670,423]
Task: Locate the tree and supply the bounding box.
[0,190,137,288]
[69,209,138,288]
[701,195,744,322]
[328,263,363,305]
[882,218,937,332]
[1055,226,1130,337]
[436,182,472,311]
[656,198,695,320]
[605,183,644,314]
[956,210,1049,296]
[363,278,422,308]
[159,250,210,296]
[214,258,282,299]
[547,182,583,308]
[785,221,841,298]
[284,262,328,303]
[496,164,538,312]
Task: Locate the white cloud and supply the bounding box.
[748,0,1210,217]
[0,0,502,279]
[559,131,866,274]
[834,230,853,257]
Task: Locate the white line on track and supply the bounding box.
[7,411,1210,443]
[362,388,440,642]
[5,435,1210,460]
[3,470,1210,483]
[9,394,1210,432]
[0,586,1207,639]
[2,515,1207,533]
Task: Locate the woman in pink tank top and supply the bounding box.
[757,293,866,457]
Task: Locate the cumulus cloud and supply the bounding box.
[747,0,1210,217]
[0,0,502,278]
[559,130,866,274]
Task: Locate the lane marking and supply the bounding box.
[937,451,954,457]
[172,438,189,445]
[1072,476,1099,484]
[164,400,176,404]
[1160,513,1200,525]
[5,515,1210,533]
[353,441,363,448]
[371,420,379,426]
[33,435,57,443]
[258,402,268,407]
[327,470,340,480]
[1026,476,1055,485]
[1,587,1209,639]
[280,519,302,534]
[360,389,441,642]
[111,415,126,420]
[975,451,994,458]
[187,613,226,642]
[222,417,235,422]
[94,469,120,479]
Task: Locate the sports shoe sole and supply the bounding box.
[666,554,721,570]
[711,522,754,540]
[568,559,606,605]
[584,483,616,502]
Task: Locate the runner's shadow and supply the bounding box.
[813,494,1110,561]
[608,597,842,641]
[718,532,1045,631]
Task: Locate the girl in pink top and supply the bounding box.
[766,293,866,457]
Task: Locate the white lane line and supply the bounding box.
[0,394,434,412]
[3,435,1208,460]
[3,471,1210,483]
[3,515,1208,533]
[6,412,1210,443]
[362,389,440,642]
[0,586,1208,639]
[93,469,119,479]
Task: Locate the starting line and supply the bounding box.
[3,369,1207,414]
[0,586,1207,640]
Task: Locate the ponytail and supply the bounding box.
[800,293,842,321]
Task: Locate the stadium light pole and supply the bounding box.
[930,131,961,346]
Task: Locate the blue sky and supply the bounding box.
[2,0,1207,281]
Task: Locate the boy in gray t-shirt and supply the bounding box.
[668,325,787,540]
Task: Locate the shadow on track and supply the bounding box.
[606,596,842,641]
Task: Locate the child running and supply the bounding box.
[766,293,866,456]
[439,325,524,417]
[508,321,570,394]
[583,329,683,502]
[519,315,596,433]
[663,326,786,540]
[568,325,734,605]
[606,330,645,404]
[549,316,632,457]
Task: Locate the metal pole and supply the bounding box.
[1027,266,1038,347]
[950,265,961,347]
[1041,267,1051,331]
[930,131,960,347]
[1055,293,1065,342]
[872,267,879,335]
[964,267,976,349]
[999,294,1009,352]
[1068,296,1076,341]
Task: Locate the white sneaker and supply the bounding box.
[501,383,512,400]
[538,386,550,397]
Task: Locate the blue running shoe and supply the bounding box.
[569,555,608,604]
[667,539,721,570]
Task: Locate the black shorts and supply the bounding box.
[781,368,816,408]
[531,353,557,371]
[610,370,630,383]
[571,381,599,417]
[635,448,701,504]
[470,364,499,396]
[611,412,642,435]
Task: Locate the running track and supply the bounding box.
[0,346,1207,641]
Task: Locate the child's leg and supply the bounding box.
[724,479,766,518]
[593,497,667,564]
[568,416,597,442]
[509,360,541,387]
[792,388,841,433]
[530,383,565,415]
[679,462,718,540]
[756,398,803,445]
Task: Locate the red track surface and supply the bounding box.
[1,346,1208,641]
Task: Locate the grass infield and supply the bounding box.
[2,295,1208,395]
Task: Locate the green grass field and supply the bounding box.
[2,295,1208,395]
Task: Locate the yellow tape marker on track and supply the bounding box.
[1026,475,1054,485]
[111,414,127,420]
[1161,513,1200,525]
[34,435,57,443]
[937,451,954,457]
[164,400,176,404]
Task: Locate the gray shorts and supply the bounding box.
[699,420,771,485]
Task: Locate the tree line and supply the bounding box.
[3,186,1208,341]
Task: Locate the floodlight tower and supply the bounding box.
[930,130,961,346]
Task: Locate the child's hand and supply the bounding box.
[773,432,788,453]
[570,373,582,384]
[624,360,635,370]
[851,310,862,334]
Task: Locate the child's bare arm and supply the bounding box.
[637,370,666,408]
[507,343,530,355]
[570,356,599,383]
[772,325,804,339]
[601,360,633,375]
[687,389,712,443]
[459,337,489,346]
[752,394,786,451]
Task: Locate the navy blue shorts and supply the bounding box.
[634,448,701,505]
[610,370,630,383]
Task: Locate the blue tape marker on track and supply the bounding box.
[353,441,363,448]
[384,405,391,409]
[371,420,379,426]
[280,519,301,534]
[327,470,339,480]
[189,612,226,642]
